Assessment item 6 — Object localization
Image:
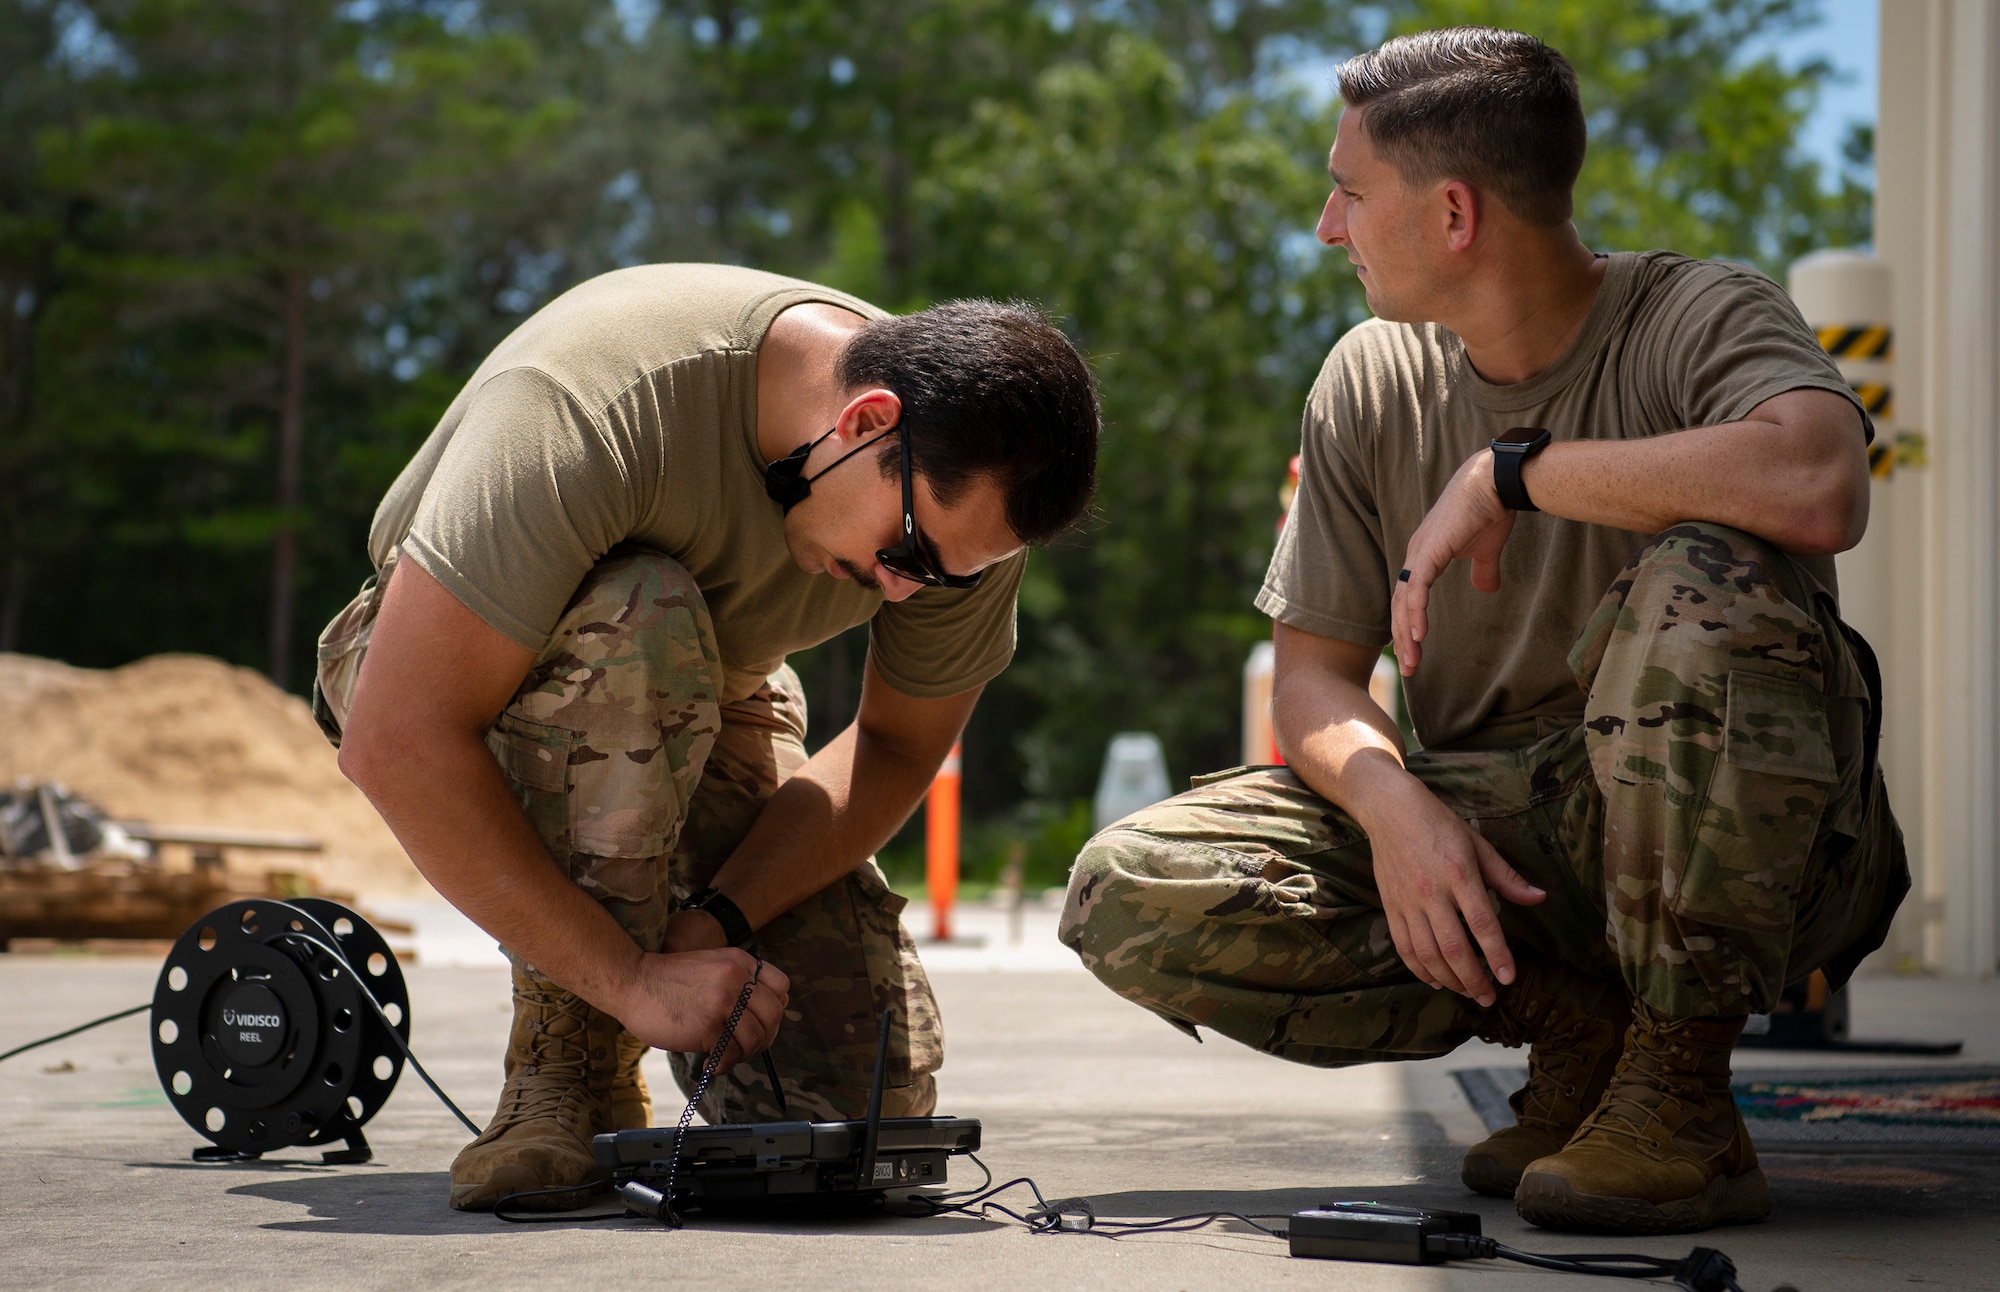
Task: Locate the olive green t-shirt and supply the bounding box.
[368,263,1026,703]
[1256,251,1869,751]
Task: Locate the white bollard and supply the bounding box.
[1242,640,1277,767]
[1094,732,1172,832]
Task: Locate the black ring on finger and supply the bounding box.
[1397,568,1411,582]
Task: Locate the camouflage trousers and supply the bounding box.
[317,548,940,1123]
[1061,524,1910,1067]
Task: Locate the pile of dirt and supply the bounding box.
[0,652,433,901]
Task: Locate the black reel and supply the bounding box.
[149,898,410,1164]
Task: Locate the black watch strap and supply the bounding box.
[1490,427,1552,512]
[683,887,757,951]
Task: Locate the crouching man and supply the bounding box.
[1061,28,1905,1234]
[318,264,1098,1208]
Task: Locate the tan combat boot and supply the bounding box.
[1515,1001,1767,1233]
[610,1030,654,1130]
[448,967,622,1211]
[1461,961,1632,1198]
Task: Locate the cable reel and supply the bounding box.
[149,898,409,1164]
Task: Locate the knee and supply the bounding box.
[559,549,710,635]
[540,551,719,696]
[1624,523,1791,608]
[1577,523,1824,691]
[1059,828,1158,964]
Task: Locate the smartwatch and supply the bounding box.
[1491,426,1553,512]
[682,887,758,951]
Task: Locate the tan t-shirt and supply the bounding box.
[1257,251,1868,751]
[368,263,1026,703]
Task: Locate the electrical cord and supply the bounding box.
[904,1163,1750,1288]
[289,932,480,1136]
[0,1003,150,1064]
[653,956,767,1228]
[1428,1233,1747,1290]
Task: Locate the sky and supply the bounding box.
[1758,0,1879,177]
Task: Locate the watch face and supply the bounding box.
[1495,426,1547,447]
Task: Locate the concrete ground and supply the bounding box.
[4,901,1996,1291]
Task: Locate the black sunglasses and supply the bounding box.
[876,428,983,590]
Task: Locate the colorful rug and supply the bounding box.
[1453,1065,2000,1152]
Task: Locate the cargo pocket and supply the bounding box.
[1671,670,1835,933]
[564,728,679,868]
[485,712,576,861]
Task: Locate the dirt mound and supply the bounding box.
[0,652,433,901]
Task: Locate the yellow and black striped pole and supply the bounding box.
[1792,252,1901,479]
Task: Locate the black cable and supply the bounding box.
[1493,1242,1676,1276]
[929,1151,993,1202]
[1428,1232,1743,1288]
[1092,1211,1291,1239]
[492,1180,626,1224]
[289,932,481,1137]
[903,1173,1052,1222]
[654,958,766,1227]
[0,1002,150,1064]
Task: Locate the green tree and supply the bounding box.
[0,0,90,651]
[21,0,575,683]
[914,31,1358,801]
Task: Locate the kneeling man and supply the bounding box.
[321,264,1098,1208]
[1062,28,1904,1235]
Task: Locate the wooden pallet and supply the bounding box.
[0,865,366,946]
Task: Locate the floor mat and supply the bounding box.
[1453,1065,2000,1152]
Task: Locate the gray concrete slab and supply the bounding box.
[3,953,1996,1291]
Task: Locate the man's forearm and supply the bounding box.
[1271,628,1433,837]
[702,720,941,931]
[342,730,644,1011]
[1519,398,1868,555]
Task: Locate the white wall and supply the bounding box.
[1867,0,2000,978]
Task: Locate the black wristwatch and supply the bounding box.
[1491,426,1553,512]
[683,887,757,951]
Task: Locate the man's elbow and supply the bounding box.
[1780,465,1871,557]
[335,719,402,798]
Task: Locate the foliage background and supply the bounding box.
[0,0,1871,889]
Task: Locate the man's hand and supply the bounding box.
[614,949,791,1070]
[1271,624,1545,1006]
[1391,448,1516,677]
[1362,780,1545,1006]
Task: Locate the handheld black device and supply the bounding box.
[594,1008,980,1217]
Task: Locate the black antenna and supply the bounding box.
[857,1007,891,1189]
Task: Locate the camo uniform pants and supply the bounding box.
[317,548,940,1123]
[1061,524,1909,1065]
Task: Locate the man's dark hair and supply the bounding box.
[838,300,1099,546]
[1336,26,1585,227]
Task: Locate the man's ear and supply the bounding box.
[834,387,903,443]
[1441,179,1480,253]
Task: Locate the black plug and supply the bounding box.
[1674,1246,1740,1292]
[617,1180,669,1221]
[1425,1231,1500,1262]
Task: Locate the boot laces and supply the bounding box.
[1577,1016,1720,1149]
[495,985,605,1129]
[1513,1011,1605,1126]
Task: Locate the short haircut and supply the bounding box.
[837,300,1099,546]
[1336,26,1585,227]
